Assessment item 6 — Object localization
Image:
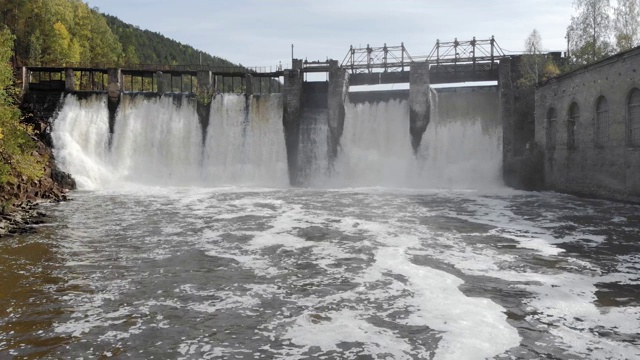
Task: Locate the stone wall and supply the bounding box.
[535,47,640,200]
[501,57,543,190]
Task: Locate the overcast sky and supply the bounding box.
[86,0,574,69]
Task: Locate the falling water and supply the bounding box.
[418,87,503,189]
[326,86,503,189]
[202,94,289,187]
[331,97,417,187]
[51,93,288,189]
[295,108,330,186]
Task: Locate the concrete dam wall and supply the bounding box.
[45,82,503,190]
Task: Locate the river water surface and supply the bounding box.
[1,187,639,359]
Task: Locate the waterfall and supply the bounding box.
[51,93,288,189]
[202,94,289,187]
[418,87,503,189]
[51,94,114,189]
[324,87,503,189]
[295,108,330,186]
[331,98,418,187]
[110,95,203,186]
[51,87,503,190]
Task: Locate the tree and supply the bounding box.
[43,21,73,65]
[568,0,614,65]
[521,29,545,84]
[614,0,640,51]
[0,27,45,185]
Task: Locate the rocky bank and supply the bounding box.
[0,93,76,237]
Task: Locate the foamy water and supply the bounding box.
[2,188,638,359]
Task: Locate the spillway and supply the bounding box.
[51,93,288,189]
[52,87,502,190]
[331,98,416,187]
[202,94,289,187]
[419,86,503,189]
[323,86,503,189]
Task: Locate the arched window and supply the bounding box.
[546,107,557,150]
[628,88,640,147]
[595,96,609,147]
[568,102,579,149]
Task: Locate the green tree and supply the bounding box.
[614,0,640,51]
[28,30,43,66]
[568,0,614,65]
[0,27,45,185]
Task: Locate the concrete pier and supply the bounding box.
[196,70,213,143]
[156,71,167,94]
[21,67,29,95]
[107,68,122,140]
[65,69,75,92]
[245,74,254,96]
[197,71,213,95]
[409,62,430,153]
[327,61,348,162]
[283,59,304,185]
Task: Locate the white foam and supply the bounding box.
[284,309,421,359]
[374,247,520,360]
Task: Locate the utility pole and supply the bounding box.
[291,44,294,64]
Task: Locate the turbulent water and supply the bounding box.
[52,94,289,189]
[1,91,639,359]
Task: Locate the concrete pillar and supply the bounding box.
[283,59,304,185]
[156,71,167,94]
[21,67,30,95]
[328,60,349,163]
[107,68,122,100]
[107,69,122,141]
[197,70,213,95]
[245,74,254,95]
[499,59,515,185]
[409,61,430,153]
[196,70,213,144]
[65,69,75,92]
[499,58,543,190]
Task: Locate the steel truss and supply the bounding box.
[427,36,505,67]
[341,43,412,74]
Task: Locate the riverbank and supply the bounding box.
[0,136,75,237]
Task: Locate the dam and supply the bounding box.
[23,38,521,190]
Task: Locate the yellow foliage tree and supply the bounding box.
[43,21,73,65]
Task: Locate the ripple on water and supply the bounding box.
[2,189,640,359]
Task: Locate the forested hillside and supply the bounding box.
[104,15,234,67]
[0,0,236,68]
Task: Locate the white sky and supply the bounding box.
[86,0,574,69]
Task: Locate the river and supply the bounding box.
[1,188,639,359]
